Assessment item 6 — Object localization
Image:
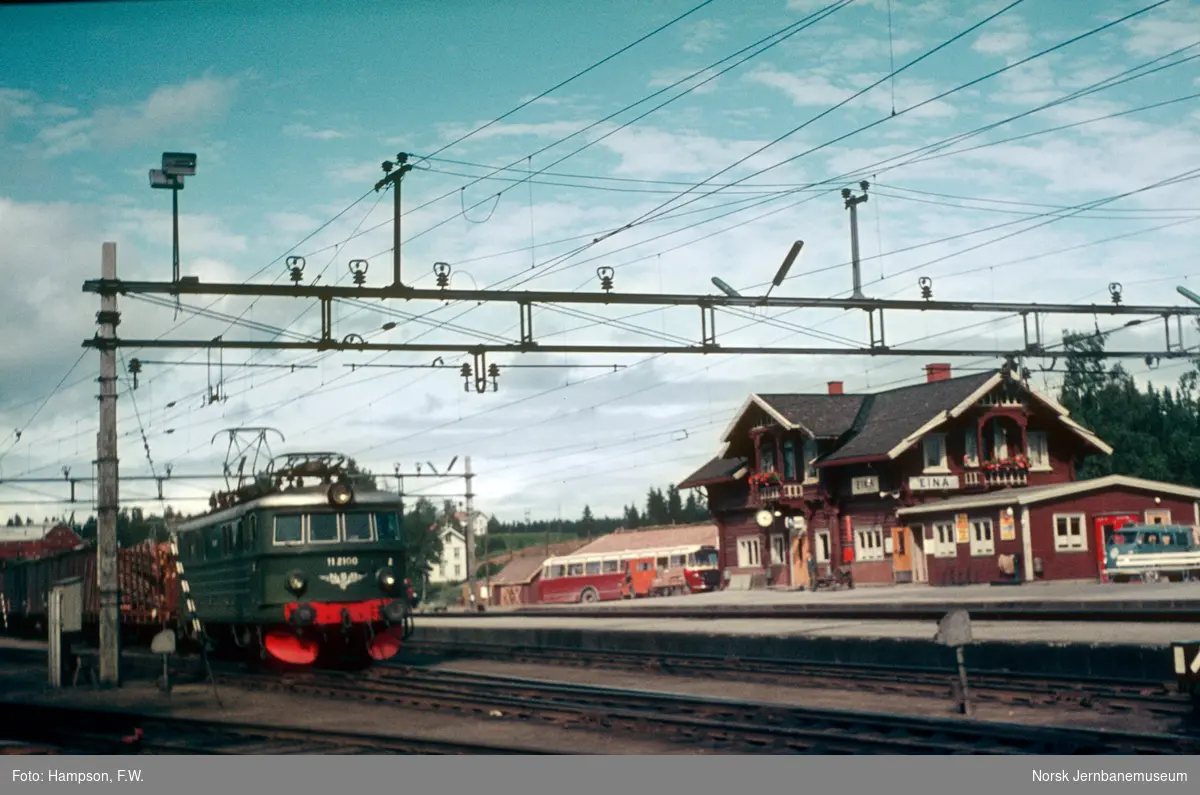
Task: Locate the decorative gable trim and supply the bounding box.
[719,394,811,443]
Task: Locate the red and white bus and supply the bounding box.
[537,543,720,604]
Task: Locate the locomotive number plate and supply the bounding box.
[327,556,359,567]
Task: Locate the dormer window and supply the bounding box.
[963,429,979,467]
[802,438,819,484]
[922,434,949,473]
[1027,431,1050,471]
[759,437,776,473]
[782,439,797,481]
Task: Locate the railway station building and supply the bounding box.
[679,362,1200,589]
[0,522,84,562]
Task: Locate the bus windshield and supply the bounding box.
[694,548,719,567]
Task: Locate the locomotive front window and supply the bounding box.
[274,515,303,545]
[374,512,400,541]
[309,513,339,543]
[345,512,372,542]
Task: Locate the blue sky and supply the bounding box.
[2,0,1200,524]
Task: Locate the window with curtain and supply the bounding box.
[782,439,797,480]
[759,437,776,473]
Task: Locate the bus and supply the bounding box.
[1102,523,1200,583]
[537,543,720,604]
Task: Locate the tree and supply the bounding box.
[645,487,669,525]
[666,484,683,523]
[344,457,380,492]
[403,497,443,579]
[623,504,640,528]
[580,505,596,537]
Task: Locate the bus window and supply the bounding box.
[567,563,584,576]
[345,512,372,542]
[309,513,338,543]
[637,561,652,572]
[374,512,400,541]
[585,561,601,575]
[602,559,619,573]
[669,554,686,568]
[274,515,303,545]
[656,557,669,569]
[550,564,566,578]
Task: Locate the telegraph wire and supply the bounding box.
[0,351,88,465]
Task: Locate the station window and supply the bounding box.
[813,531,831,564]
[969,519,995,557]
[309,513,338,543]
[932,522,956,559]
[274,514,303,546]
[1053,514,1086,552]
[854,526,884,562]
[737,537,761,568]
[344,512,373,542]
[585,561,601,575]
[374,512,400,541]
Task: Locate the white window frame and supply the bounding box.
[1027,431,1051,471]
[963,428,979,467]
[802,438,820,484]
[993,424,1008,460]
[770,533,787,566]
[737,536,761,567]
[854,525,885,562]
[308,513,340,545]
[931,522,957,559]
[1144,509,1171,526]
[1053,513,1087,552]
[969,518,994,557]
[272,514,305,546]
[922,434,949,473]
[813,530,831,563]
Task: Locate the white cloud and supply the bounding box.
[682,19,726,53]
[746,67,959,119]
[35,75,239,157]
[283,123,348,140]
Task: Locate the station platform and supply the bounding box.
[446,580,1200,613]
[412,614,1200,684]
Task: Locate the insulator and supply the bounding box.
[434,262,452,289]
[128,358,142,375]
[487,363,499,377]
[918,277,933,301]
[459,363,472,378]
[349,259,369,287]
[597,266,615,293]
[1109,282,1123,305]
[286,256,306,285]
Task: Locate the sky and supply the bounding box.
[1,0,1200,526]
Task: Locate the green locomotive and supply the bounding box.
[172,452,416,665]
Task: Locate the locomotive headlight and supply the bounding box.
[328,481,354,506]
[377,566,398,593]
[286,571,307,595]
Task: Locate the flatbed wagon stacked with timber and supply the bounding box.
[0,540,177,643]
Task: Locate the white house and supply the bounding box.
[428,526,467,584]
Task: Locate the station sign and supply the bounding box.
[851,475,879,496]
[909,474,959,491]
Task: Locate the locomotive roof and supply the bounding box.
[174,486,403,533]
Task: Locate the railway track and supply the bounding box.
[0,703,549,755]
[219,663,1199,754]
[424,599,1200,622]
[402,639,1193,719]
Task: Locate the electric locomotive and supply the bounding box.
[172,451,416,665]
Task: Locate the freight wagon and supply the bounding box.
[0,540,177,643]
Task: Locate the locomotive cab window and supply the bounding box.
[246,514,258,549]
[309,513,338,543]
[374,512,400,541]
[344,512,373,542]
[274,514,303,546]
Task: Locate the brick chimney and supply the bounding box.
[925,363,951,383]
[827,381,844,395]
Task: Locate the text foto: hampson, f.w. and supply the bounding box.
[13,769,144,784]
